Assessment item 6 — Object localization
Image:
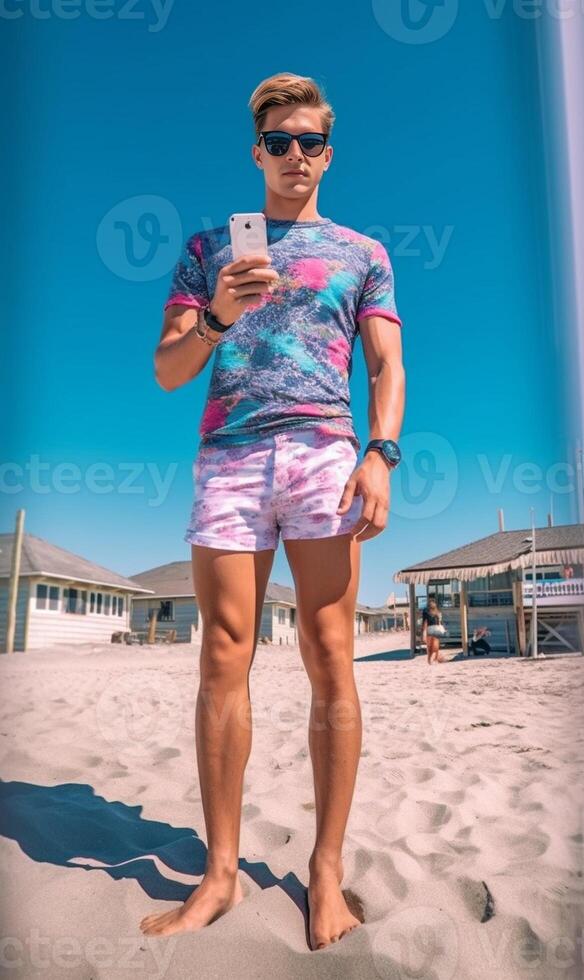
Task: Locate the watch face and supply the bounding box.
[381,440,401,465]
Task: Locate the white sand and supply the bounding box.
[1,633,583,979]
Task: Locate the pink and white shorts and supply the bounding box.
[184,428,363,551]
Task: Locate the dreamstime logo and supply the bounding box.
[372,904,460,979]
[97,195,182,281]
[96,670,183,759]
[372,0,459,45]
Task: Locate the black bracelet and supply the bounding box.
[203,304,234,333]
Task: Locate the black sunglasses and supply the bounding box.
[257,130,328,157]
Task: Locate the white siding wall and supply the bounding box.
[269,605,297,645]
[25,578,132,650]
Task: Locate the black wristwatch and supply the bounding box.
[203,304,234,333]
[363,438,401,471]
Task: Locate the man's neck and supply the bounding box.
[261,192,322,223]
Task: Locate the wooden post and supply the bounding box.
[513,576,526,656]
[408,583,416,657]
[5,510,25,654]
[460,580,469,656]
[147,607,158,644]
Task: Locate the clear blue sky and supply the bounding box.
[2,1,578,605]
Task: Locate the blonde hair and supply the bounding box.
[248,72,335,139]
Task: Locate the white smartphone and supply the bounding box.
[229,212,269,260]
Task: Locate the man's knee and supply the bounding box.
[200,621,254,679]
[300,624,354,676]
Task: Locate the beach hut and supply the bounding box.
[354,598,410,634]
[394,523,584,657]
[0,532,154,652]
[129,562,299,644]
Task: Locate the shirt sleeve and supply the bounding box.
[356,241,402,327]
[163,233,210,312]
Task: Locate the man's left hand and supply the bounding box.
[336,451,392,542]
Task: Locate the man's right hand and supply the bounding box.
[209,253,280,326]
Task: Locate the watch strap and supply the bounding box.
[363,439,401,470]
[365,446,394,470]
[203,304,234,333]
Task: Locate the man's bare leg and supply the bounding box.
[283,532,363,950]
[140,544,275,937]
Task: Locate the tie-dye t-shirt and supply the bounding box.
[164,216,402,452]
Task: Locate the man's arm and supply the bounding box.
[154,304,223,392]
[359,316,405,450]
[155,253,278,392]
[336,316,405,541]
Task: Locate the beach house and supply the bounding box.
[0,532,154,652]
[129,560,401,643]
[394,523,584,657]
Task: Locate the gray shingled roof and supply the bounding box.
[129,560,393,614]
[394,523,584,585]
[130,561,301,605]
[0,532,154,593]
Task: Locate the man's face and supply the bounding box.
[252,106,333,199]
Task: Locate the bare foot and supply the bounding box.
[307,857,361,951]
[139,870,244,937]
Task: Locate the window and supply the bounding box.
[290,608,296,626]
[149,600,174,622]
[64,588,87,615]
[35,584,60,611]
[278,607,286,625]
[111,595,124,616]
[104,594,111,615]
[96,592,103,614]
[90,592,96,613]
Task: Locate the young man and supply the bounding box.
[141,73,405,951]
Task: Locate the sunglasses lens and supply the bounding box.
[299,134,326,155]
[264,134,290,155]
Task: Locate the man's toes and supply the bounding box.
[141,916,169,934]
[140,918,160,931]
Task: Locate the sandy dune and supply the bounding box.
[1,632,582,979]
